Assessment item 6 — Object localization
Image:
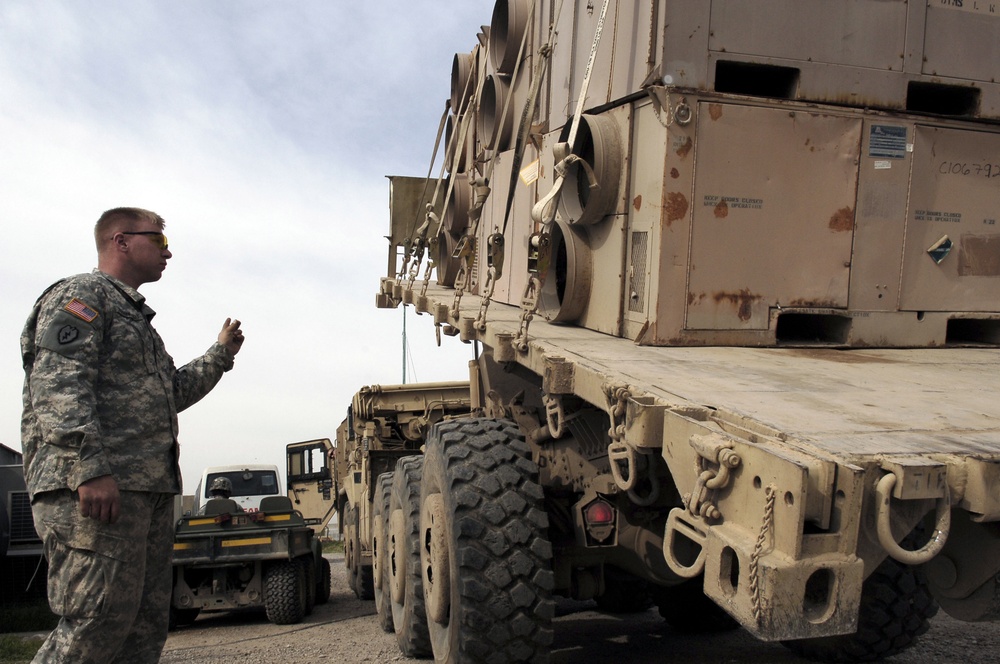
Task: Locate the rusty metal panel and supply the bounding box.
[924,1,1000,82]
[708,0,907,71]
[848,121,913,311]
[661,0,712,90]
[899,125,1000,311]
[686,103,861,330]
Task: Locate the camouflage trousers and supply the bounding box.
[30,490,175,664]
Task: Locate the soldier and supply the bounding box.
[196,477,244,515]
[20,207,245,664]
[208,476,235,500]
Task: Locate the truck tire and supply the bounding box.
[652,578,739,633]
[348,503,375,600]
[345,501,358,595]
[168,607,200,630]
[353,507,375,600]
[316,556,332,605]
[420,419,554,663]
[264,560,307,625]
[389,456,431,656]
[782,554,938,662]
[373,471,395,633]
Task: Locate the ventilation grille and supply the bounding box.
[629,231,649,313]
[9,491,39,543]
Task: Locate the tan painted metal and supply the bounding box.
[373,0,1000,654]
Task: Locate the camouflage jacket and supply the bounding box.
[20,270,234,497]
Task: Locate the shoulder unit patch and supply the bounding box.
[64,298,99,323]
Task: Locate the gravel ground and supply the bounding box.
[159,554,998,664]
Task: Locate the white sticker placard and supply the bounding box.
[519,159,540,186]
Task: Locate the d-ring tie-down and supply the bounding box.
[875,472,950,565]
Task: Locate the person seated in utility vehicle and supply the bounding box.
[198,477,244,515]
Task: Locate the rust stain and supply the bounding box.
[713,289,760,322]
[714,200,729,218]
[664,192,689,226]
[960,235,1000,276]
[829,206,854,232]
[670,167,680,180]
[708,104,723,121]
[675,137,693,159]
[633,195,642,211]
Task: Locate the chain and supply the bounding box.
[513,276,542,352]
[749,485,776,626]
[419,251,436,299]
[449,235,476,319]
[606,385,629,441]
[474,231,505,330]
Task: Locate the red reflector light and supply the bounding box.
[584,500,615,525]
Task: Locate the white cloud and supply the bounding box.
[1,0,493,488]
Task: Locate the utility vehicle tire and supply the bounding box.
[595,566,652,614]
[373,471,396,633]
[316,556,332,605]
[420,418,554,663]
[389,456,431,656]
[264,560,307,625]
[782,554,938,662]
[653,578,739,633]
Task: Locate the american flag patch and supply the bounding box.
[64,298,99,323]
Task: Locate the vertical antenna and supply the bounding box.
[402,306,407,384]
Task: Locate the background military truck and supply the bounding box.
[333,381,472,612]
[170,439,335,627]
[372,0,1000,662]
[0,444,46,607]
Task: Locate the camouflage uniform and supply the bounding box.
[21,270,235,664]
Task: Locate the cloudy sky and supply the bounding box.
[0,1,493,490]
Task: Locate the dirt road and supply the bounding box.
[161,555,995,663]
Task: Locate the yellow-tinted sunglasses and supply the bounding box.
[122,231,169,250]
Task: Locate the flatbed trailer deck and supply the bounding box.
[384,277,1000,640]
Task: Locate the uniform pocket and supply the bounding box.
[44,536,120,619]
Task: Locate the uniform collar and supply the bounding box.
[94,269,157,320]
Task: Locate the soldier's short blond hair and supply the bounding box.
[94,207,166,251]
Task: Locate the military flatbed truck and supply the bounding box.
[171,440,336,627]
[333,381,472,615]
[369,1,1000,662]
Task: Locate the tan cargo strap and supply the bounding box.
[496,0,562,250]
[875,472,951,565]
[399,102,451,280]
[529,0,610,227]
[517,0,610,347]
[404,45,483,288]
